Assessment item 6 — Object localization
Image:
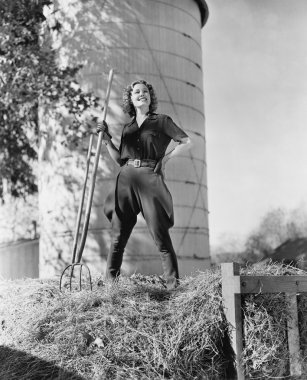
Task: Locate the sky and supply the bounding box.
[201,0,307,249]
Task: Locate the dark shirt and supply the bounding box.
[119,113,188,163]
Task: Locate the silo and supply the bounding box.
[39,0,210,278]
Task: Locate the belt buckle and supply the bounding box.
[133,159,141,168]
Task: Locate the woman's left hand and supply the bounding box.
[154,157,168,178]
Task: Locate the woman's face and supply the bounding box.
[131,83,151,111]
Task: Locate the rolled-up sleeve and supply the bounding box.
[162,116,188,142]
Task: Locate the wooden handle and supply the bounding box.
[75,69,115,263]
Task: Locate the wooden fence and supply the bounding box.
[221,262,306,380]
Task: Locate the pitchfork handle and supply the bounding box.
[75,69,114,263]
[70,133,94,265]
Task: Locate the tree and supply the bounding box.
[245,207,307,260]
[213,206,307,265]
[0,0,100,199]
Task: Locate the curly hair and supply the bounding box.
[122,79,158,117]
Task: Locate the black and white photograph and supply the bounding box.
[1,1,307,379]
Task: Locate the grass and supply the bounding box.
[1,263,307,379]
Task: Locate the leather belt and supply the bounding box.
[126,159,157,168]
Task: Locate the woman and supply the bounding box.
[97,79,191,289]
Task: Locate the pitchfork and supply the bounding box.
[60,69,114,291]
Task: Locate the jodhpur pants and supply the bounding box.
[104,164,179,289]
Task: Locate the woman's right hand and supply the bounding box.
[96,120,112,142]
[96,120,108,134]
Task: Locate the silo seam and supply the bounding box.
[81,46,203,72]
[135,0,202,26]
[159,101,204,118]
[168,180,207,188]
[123,254,211,260]
[80,22,202,49]
[108,97,205,118]
[119,254,211,260]
[86,226,210,235]
[173,204,207,209]
[49,227,210,238]
[93,156,208,179]
[167,156,207,164]
[90,204,208,212]
[85,72,204,95]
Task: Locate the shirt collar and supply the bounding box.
[147,113,158,120]
[125,118,136,128]
[126,112,158,127]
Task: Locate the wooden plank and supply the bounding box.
[286,293,302,376]
[240,275,307,294]
[221,263,245,380]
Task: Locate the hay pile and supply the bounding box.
[1,263,307,379]
[0,270,232,380]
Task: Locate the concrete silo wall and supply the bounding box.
[39,0,210,277]
[0,240,39,280]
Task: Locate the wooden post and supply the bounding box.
[286,293,302,376]
[221,262,245,380]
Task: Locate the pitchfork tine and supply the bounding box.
[60,263,93,291]
[79,264,82,290]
